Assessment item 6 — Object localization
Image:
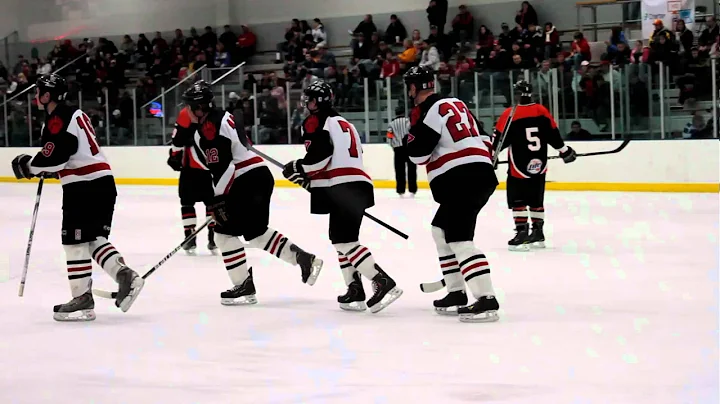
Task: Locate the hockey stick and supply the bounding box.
[496,136,632,165]
[249,146,410,240]
[419,278,445,293]
[492,105,517,167]
[92,218,213,299]
[18,177,45,297]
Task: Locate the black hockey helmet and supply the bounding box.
[36,74,68,104]
[302,81,334,111]
[403,66,435,92]
[513,80,533,98]
[182,80,215,112]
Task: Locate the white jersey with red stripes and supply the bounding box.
[408,97,492,183]
[301,115,372,188]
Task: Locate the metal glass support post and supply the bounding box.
[252,83,258,143]
[286,81,292,144]
[434,75,439,94]
[221,85,226,109]
[473,72,479,117]
[551,69,560,124]
[623,67,631,135]
[573,72,579,120]
[523,69,530,82]
[161,87,167,145]
[27,93,32,146]
[403,83,409,115]
[3,95,8,146]
[385,77,392,125]
[509,74,515,105]
[104,88,110,146]
[712,58,718,138]
[609,68,616,140]
[363,77,370,142]
[658,63,665,139]
[647,68,653,138]
[79,91,83,110]
[375,80,382,141]
[490,75,496,124]
[132,88,138,145]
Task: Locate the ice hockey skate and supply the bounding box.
[53,291,96,322]
[458,296,500,323]
[207,229,218,255]
[115,267,144,312]
[291,244,323,286]
[183,236,198,256]
[367,266,403,313]
[433,290,468,315]
[221,268,258,305]
[338,271,367,312]
[508,226,530,251]
[528,223,545,248]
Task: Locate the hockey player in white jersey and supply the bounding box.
[282,81,403,313]
[173,81,323,305]
[404,66,500,322]
[11,74,144,321]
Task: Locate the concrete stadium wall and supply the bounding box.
[0,140,717,192]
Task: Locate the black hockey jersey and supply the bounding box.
[29,103,113,186]
[171,108,264,196]
[407,94,498,204]
[493,103,567,178]
[170,108,210,171]
[300,110,374,215]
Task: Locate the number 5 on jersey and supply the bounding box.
[76,113,101,156]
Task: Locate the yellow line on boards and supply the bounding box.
[0,177,717,193]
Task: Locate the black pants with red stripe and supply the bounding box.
[179,168,214,206]
[432,181,496,243]
[61,176,117,245]
[213,166,274,240]
[393,146,417,194]
[506,174,546,209]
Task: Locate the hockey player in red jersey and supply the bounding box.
[403,66,499,323]
[174,81,323,305]
[11,74,144,321]
[281,81,403,313]
[168,107,217,255]
[493,80,576,251]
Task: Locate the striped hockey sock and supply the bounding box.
[247,228,296,265]
[90,237,126,281]
[439,254,465,292]
[512,207,528,229]
[338,251,358,286]
[334,243,379,279]
[529,207,545,226]
[64,244,93,297]
[216,233,249,285]
[181,205,197,232]
[449,241,495,299]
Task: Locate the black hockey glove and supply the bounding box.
[560,146,577,163]
[167,150,183,171]
[11,154,33,179]
[282,160,311,190]
[208,196,230,228]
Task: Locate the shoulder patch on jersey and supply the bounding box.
[202,121,216,140]
[407,133,415,143]
[304,114,319,133]
[177,108,191,128]
[48,116,64,135]
[304,140,312,151]
[410,106,421,126]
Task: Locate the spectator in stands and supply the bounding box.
[515,1,538,29]
[137,34,151,64]
[215,43,231,67]
[605,26,626,57]
[566,121,592,140]
[522,23,544,63]
[300,20,312,35]
[676,46,708,105]
[451,5,474,49]
[436,61,454,95]
[352,33,372,60]
[37,58,52,76]
[498,23,514,51]
[476,25,494,59]
[699,16,719,55]
[319,45,337,68]
[311,19,328,48]
[650,20,672,50]
[0,61,8,82]
[428,25,453,62]
[201,26,218,53]
[544,22,560,59]
[398,40,419,69]
[352,15,377,41]
[570,32,591,70]
[411,29,422,42]
[419,39,441,70]
[219,25,237,52]
[152,32,168,53]
[609,42,630,66]
[381,49,400,78]
[630,40,648,64]
[649,34,677,71]
[385,14,408,45]
[171,29,185,51]
[710,34,720,57]
[98,37,118,57]
[290,101,307,143]
[237,25,257,62]
[120,35,136,63]
[426,0,449,34]
[184,27,201,54]
[674,20,693,56]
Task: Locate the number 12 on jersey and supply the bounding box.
[439,101,480,142]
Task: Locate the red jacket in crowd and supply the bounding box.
[572,38,591,60]
[237,30,257,49]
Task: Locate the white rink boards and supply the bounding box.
[0,183,717,404]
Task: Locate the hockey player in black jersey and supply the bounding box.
[174,81,323,305]
[168,107,217,255]
[493,80,577,251]
[281,81,403,313]
[404,66,499,323]
[11,74,143,321]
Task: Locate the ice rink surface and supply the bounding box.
[0,183,717,404]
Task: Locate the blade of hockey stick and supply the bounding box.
[93,218,214,299]
[497,136,632,165]
[419,279,445,293]
[250,146,410,240]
